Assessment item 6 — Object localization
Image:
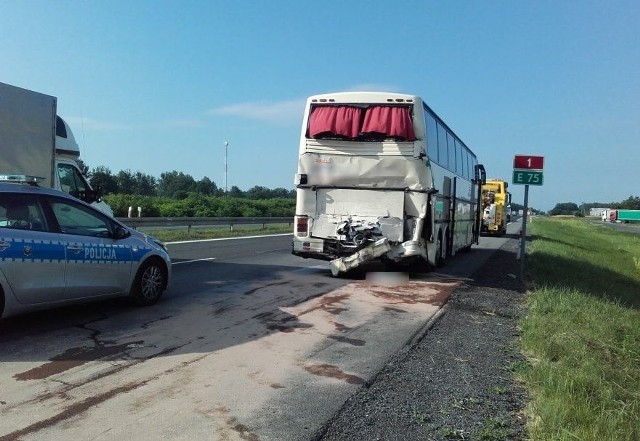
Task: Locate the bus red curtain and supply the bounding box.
[308,106,363,139]
[361,106,416,141]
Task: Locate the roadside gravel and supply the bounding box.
[317,237,529,441]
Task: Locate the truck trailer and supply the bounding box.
[0,81,112,216]
[609,209,640,223]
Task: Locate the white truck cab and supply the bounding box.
[54,116,113,216]
[0,81,113,217]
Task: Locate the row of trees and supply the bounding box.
[78,162,295,200]
[548,196,640,216]
[104,193,296,218]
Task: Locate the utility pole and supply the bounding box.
[224,141,229,194]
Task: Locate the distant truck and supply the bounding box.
[608,209,640,223]
[0,82,112,216]
[481,179,511,235]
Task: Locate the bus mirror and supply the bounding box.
[475,164,486,185]
[295,173,308,186]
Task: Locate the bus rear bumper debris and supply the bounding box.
[329,237,392,277]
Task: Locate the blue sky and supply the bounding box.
[2,0,639,211]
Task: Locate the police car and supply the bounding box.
[0,175,171,319]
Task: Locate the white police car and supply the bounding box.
[0,175,171,319]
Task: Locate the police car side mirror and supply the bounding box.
[113,225,131,240]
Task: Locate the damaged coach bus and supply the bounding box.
[292,91,486,276]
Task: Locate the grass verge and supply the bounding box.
[519,217,640,440]
[140,224,292,242]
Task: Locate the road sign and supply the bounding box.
[513,155,544,170]
[512,170,543,186]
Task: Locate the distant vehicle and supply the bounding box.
[292,91,486,276]
[481,179,511,235]
[0,81,113,216]
[608,209,640,223]
[0,176,171,319]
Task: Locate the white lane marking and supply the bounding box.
[166,233,291,245]
[172,257,217,265]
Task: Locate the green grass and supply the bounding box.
[140,224,292,242]
[519,217,640,440]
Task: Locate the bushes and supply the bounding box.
[104,194,165,217]
[104,193,295,218]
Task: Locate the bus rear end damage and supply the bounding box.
[293,188,437,276]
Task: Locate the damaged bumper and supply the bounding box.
[329,237,392,277]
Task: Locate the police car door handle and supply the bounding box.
[67,245,83,254]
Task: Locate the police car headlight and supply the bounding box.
[154,239,168,252]
[146,236,167,252]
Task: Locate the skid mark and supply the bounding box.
[4,342,193,413]
[333,322,352,332]
[140,316,173,329]
[252,311,275,320]
[211,305,233,315]
[265,322,313,333]
[0,379,149,441]
[303,363,365,385]
[383,306,408,313]
[13,341,143,381]
[3,352,211,440]
[243,280,290,296]
[324,306,348,315]
[328,335,366,346]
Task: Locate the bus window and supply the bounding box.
[437,122,448,168]
[426,112,439,162]
[455,139,463,176]
[447,132,456,173]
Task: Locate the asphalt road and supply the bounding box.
[0,226,519,441]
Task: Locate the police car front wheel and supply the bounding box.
[131,259,167,306]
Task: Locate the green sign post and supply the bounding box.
[512,154,545,280]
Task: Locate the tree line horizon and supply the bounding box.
[549,197,640,216]
[79,161,639,218]
[80,161,295,200]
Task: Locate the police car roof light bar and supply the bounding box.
[0,174,45,185]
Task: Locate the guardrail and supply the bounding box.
[116,216,293,231]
